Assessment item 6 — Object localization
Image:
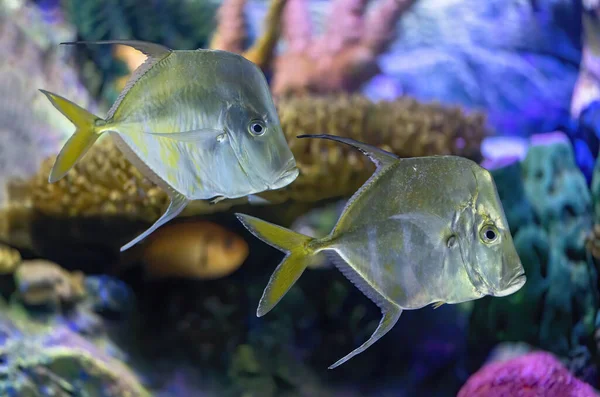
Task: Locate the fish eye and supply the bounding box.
[446,234,457,248]
[480,224,499,244]
[248,119,266,136]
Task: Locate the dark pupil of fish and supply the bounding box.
[485,229,496,240]
[252,124,263,134]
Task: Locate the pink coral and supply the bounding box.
[272,0,415,97]
[458,352,600,397]
[209,0,415,97]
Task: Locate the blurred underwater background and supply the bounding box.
[1,0,600,395]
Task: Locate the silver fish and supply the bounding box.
[236,134,526,369]
[39,40,298,251]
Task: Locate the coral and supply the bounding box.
[210,0,287,71]
[587,224,600,259]
[0,244,22,275]
[210,0,415,97]
[272,0,415,96]
[592,149,600,223]
[468,132,598,384]
[18,94,487,223]
[458,351,600,397]
[14,260,86,307]
[27,136,169,223]
[481,159,534,235]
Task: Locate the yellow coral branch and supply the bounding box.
[243,0,288,70]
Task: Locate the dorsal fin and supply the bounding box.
[60,40,172,119]
[297,134,399,170]
[297,134,399,236]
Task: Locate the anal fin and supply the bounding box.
[329,303,402,369]
[120,192,189,252]
[325,251,403,369]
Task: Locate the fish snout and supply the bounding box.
[269,159,299,190]
[494,271,526,297]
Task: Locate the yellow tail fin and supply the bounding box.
[235,213,315,317]
[40,89,104,183]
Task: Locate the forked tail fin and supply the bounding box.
[39,89,105,183]
[235,213,315,316]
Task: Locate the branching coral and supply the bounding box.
[18,94,487,220]
[273,0,414,96]
[210,0,287,71]
[209,0,415,96]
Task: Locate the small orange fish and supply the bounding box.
[121,220,249,280]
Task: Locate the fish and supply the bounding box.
[235,134,526,369]
[39,40,299,252]
[120,220,249,280]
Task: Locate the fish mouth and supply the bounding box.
[268,162,299,190]
[494,272,526,297]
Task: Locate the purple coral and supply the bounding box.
[458,352,600,397]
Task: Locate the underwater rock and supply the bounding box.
[228,343,326,397]
[468,132,598,383]
[0,311,150,397]
[592,152,600,223]
[84,275,135,317]
[458,351,600,397]
[14,260,86,307]
[0,244,21,275]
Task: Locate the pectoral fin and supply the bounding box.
[120,193,189,252]
[247,195,272,205]
[432,301,445,309]
[146,129,225,144]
